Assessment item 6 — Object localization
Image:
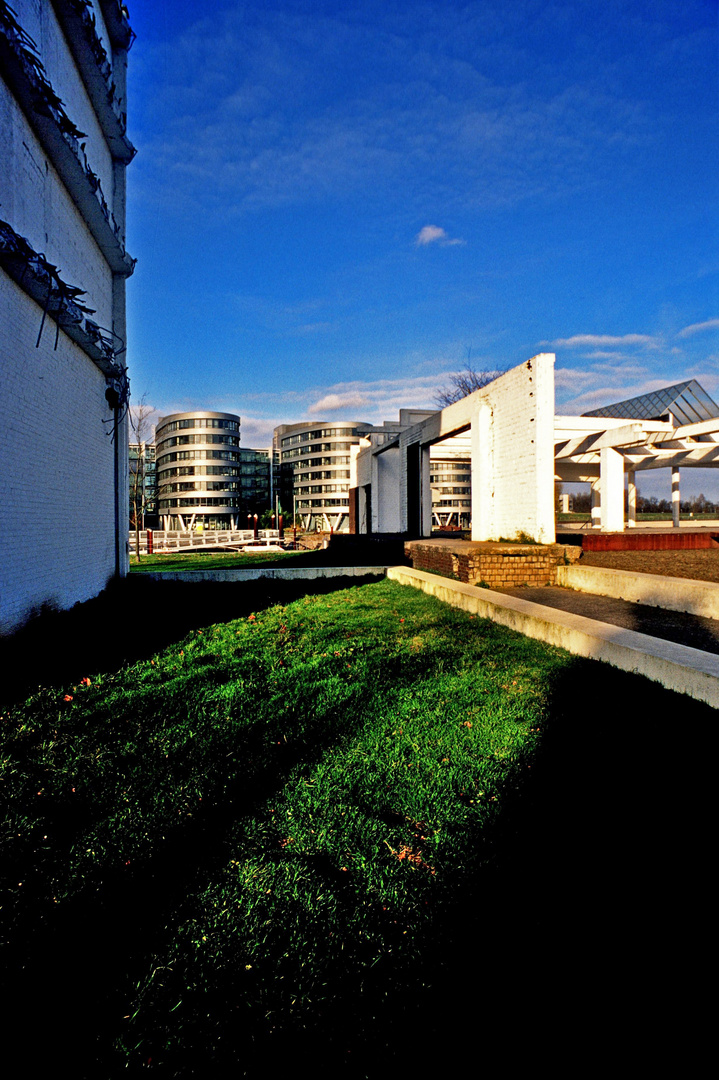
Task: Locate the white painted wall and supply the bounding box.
[375,445,401,532]
[0,279,118,633]
[0,1,131,634]
[469,354,555,542]
[391,355,556,542]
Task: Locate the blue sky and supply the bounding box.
[125,0,719,494]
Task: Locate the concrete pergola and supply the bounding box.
[351,357,719,541]
[555,412,719,531]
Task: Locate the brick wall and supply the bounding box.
[0,278,118,634]
[405,541,581,588]
[1,1,131,635]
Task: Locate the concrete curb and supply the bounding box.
[557,564,719,620]
[386,566,719,708]
[142,566,388,583]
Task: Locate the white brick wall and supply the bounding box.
[0,48,114,327]
[0,1,131,635]
[471,354,555,543]
[0,276,118,634]
[370,355,556,542]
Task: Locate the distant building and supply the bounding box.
[275,411,432,532]
[155,411,242,530]
[430,454,471,529]
[237,447,285,524]
[0,0,136,634]
[129,442,156,530]
[155,411,292,531]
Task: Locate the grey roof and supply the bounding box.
[583,379,719,426]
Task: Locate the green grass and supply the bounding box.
[557,512,719,523]
[1,578,713,1072]
[130,549,306,573]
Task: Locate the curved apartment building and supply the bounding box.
[275,413,431,532]
[156,411,241,530]
[276,422,358,531]
[430,454,471,529]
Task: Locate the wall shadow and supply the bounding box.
[0,573,386,707]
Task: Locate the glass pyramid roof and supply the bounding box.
[583,379,719,426]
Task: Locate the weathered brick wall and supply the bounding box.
[474,355,555,544]
[0,278,118,634]
[405,541,581,588]
[394,354,556,544]
[0,0,130,635]
[0,4,116,324]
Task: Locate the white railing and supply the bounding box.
[129,529,283,555]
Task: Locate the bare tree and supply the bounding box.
[129,393,155,562]
[434,364,505,407]
[434,350,505,407]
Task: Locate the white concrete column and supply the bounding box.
[627,471,636,528]
[471,401,493,541]
[590,479,601,529]
[600,447,625,532]
[672,468,681,527]
[420,444,432,537]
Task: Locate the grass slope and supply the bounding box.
[1,579,713,1074]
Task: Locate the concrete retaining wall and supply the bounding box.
[387,566,719,708]
[558,564,719,620]
[144,566,387,583]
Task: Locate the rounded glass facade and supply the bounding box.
[155,411,241,530]
[430,456,471,529]
[279,423,359,531]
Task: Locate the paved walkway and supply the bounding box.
[498,584,719,655]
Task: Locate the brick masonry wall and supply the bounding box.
[0,38,115,327]
[1,1,130,635]
[405,541,581,588]
[0,277,118,634]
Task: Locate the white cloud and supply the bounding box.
[676,318,719,338]
[295,322,333,334]
[308,392,370,414]
[129,402,162,439]
[415,224,465,247]
[550,333,658,349]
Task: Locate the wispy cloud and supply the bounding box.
[308,392,370,414]
[550,333,658,349]
[130,3,659,221]
[415,225,465,247]
[676,318,719,339]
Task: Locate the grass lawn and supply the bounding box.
[557,512,719,523]
[1,579,712,1073]
[130,550,307,573]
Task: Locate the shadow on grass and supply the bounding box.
[0,573,385,709]
[319,658,714,1075]
[2,609,713,1075]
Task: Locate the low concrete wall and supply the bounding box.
[387,566,719,708]
[557,564,719,620]
[144,566,387,583]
